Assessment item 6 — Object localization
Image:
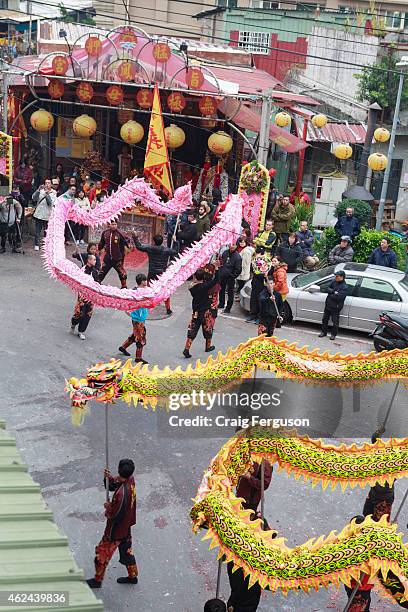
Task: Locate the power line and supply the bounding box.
[9,0,404,75]
[94,0,406,56]
[93,0,408,35]
[2,0,402,76]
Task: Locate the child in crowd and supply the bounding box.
[72,242,101,270]
[70,253,98,340]
[118,274,149,364]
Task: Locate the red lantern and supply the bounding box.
[198,96,218,116]
[85,36,102,57]
[47,79,64,99]
[152,42,171,63]
[167,92,186,113]
[118,61,134,82]
[76,82,94,103]
[106,85,124,106]
[118,108,134,124]
[52,55,69,76]
[187,67,204,90]
[136,89,153,109]
[269,168,277,177]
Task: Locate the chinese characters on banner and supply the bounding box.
[76,82,94,103]
[85,36,102,57]
[48,79,65,99]
[167,92,186,113]
[144,85,173,198]
[118,61,134,82]
[0,132,13,191]
[137,89,153,109]
[52,55,69,76]
[106,85,124,106]
[119,30,138,52]
[186,67,204,90]
[198,96,218,116]
[152,42,171,63]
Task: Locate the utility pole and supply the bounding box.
[357,102,381,187]
[2,71,9,133]
[375,69,406,230]
[258,89,273,166]
[27,0,32,54]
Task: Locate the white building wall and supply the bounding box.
[293,26,380,121]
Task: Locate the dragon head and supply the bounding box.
[66,359,123,424]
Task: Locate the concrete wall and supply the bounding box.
[292,26,379,120]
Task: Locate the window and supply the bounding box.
[356,278,401,302]
[217,0,237,7]
[296,3,322,11]
[318,276,358,294]
[292,266,336,288]
[384,11,405,29]
[0,0,8,7]
[251,0,280,8]
[238,31,271,54]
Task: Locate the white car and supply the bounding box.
[240,262,408,333]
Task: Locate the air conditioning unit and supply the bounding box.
[312,175,349,227]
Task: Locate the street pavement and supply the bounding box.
[0,243,404,612]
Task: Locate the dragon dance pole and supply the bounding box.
[260,461,265,526]
[342,581,361,612]
[215,558,222,599]
[105,402,110,503]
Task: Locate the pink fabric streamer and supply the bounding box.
[44,179,243,310]
[240,191,263,237]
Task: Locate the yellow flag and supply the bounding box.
[144,85,173,197]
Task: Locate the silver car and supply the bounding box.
[240,262,408,333]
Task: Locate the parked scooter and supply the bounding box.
[371,312,408,352]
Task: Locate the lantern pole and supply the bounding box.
[375,67,406,231]
[258,90,273,166]
[2,70,9,132]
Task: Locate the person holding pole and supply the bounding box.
[87,459,138,589]
[236,461,272,512]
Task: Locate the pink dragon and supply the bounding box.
[43,176,243,310]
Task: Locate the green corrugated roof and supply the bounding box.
[0,424,104,612]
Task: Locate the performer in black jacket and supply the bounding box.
[132,233,176,314]
[183,264,220,358]
[258,276,283,337]
[319,270,348,340]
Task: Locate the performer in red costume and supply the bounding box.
[87,459,138,588]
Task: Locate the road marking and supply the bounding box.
[218,313,370,345]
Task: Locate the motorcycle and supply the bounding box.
[371,312,408,352]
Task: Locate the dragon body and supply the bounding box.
[44,177,243,310]
[66,336,408,419]
[191,428,408,604]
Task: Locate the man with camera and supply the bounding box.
[32,178,57,251]
[0,193,23,253]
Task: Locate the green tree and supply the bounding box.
[355,55,408,113]
[58,3,95,25]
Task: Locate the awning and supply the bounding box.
[306,122,367,143]
[220,100,308,153]
[208,65,281,95]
